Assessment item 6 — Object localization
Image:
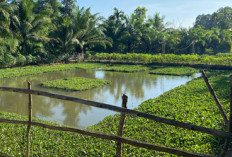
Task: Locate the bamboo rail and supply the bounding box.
[201,70,229,125]
[0,118,210,157]
[0,87,230,138]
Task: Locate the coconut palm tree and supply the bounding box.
[102,8,127,53]
[72,7,112,57]
[9,0,50,55]
[0,1,17,38]
[48,16,75,60]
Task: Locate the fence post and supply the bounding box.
[26,81,32,157]
[201,70,229,126]
[116,94,128,157]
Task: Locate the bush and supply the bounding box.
[4,54,16,67]
[85,51,92,59]
[32,56,37,64]
[26,55,33,64]
[16,54,26,65]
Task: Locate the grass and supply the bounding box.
[103,64,149,72]
[102,64,199,76]
[0,62,104,79]
[149,66,199,76]
[93,52,232,67]
[0,69,230,156]
[42,77,111,91]
[0,62,198,80]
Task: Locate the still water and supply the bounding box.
[0,69,200,129]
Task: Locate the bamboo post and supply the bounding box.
[26,81,32,157]
[116,94,128,157]
[201,70,229,125]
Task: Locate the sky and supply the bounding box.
[77,0,232,28]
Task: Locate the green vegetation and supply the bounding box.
[0,63,197,80]
[93,53,232,67]
[1,1,232,67]
[42,77,111,91]
[150,67,199,76]
[0,63,103,79]
[1,0,232,155]
[0,69,230,156]
[103,64,149,72]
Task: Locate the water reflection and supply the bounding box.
[0,69,200,128]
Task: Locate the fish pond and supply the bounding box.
[0,68,200,129]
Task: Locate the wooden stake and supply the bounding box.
[201,70,229,125]
[116,94,128,157]
[26,81,32,157]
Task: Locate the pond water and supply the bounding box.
[0,69,200,129]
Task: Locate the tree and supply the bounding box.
[60,0,76,17]
[72,7,111,56]
[122,7,148,53]
[48,16,75,60]
[194,14,214,29]
[194,7,232,30]
[9,0,51,55]
[102,8,127,53]
[152,13,166,31]
[218,29,232,52]
[0,0,17,38]
[187,27,208,54]
[215,7,232,29]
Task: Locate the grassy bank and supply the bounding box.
[93,53,232,68]
[0,63,104,79]
[103,64,149,72]
[0,69,230,156]
[42,77,111,91]
[149,67,199,76]
[0,62,198,78]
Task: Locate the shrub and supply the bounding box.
[16,54,26,65]
[4,54,16,67]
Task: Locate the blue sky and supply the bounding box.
[77,0,232,28]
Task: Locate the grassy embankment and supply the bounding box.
[0,63,230,156]
[150,67,199,76]
[0,62,104,78]
[42,77,111,91]
[103,64,149,72]
[93,53,232,68]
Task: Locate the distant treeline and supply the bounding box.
[0,0,232,67]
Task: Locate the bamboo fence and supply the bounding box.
[0,72,231,157]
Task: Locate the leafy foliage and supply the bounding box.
[93,52,232,67]
[42,77,111,91]
[103,64,149,72]
[0,62,103,78]
[150,67,199,76]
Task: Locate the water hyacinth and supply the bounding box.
[42,77,111,91]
